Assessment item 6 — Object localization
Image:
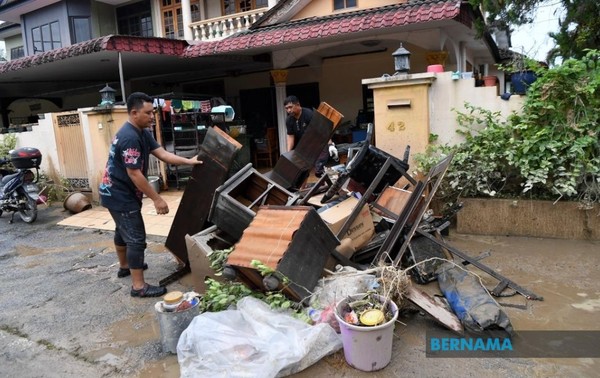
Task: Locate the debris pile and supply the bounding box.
[159,102,542,375]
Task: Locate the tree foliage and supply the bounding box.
[548,0,600,62]
[469,0,599,62]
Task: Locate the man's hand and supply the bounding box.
[188,155,204,165]
[153,196,169,215]
[328,143,339,162]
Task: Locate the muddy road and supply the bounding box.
[0,204,598,377]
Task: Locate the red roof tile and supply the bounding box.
[184,0,462,57]
[0,35,187,74]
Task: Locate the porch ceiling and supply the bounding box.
[0,35,271,100]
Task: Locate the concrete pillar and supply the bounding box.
[362,73,435,169]
[181,0,193,41]
[271,69,288,153]
[199,0,206,20]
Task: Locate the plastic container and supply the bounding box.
[335,294,398,372]
[426,64,444,73]
[155,293,200,354]
[211,105,235,121]
[162,291,184,312]
[511,71,537,94]
[147,176,161,193]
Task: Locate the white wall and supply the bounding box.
[0,113,60,175]
[429,72,523,146]
[3,34,23,59]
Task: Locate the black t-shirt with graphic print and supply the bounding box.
[99,122,160,211]
[285,107,314,149]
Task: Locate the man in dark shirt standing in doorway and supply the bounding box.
[284,95,337,177]
[99,92,203,298]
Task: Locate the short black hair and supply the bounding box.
[284,95,299,106]
[127,92,153,113]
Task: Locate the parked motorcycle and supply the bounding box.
[0,147,42,224]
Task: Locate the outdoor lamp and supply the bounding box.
[392,43,411,74]
[99,84,116,105]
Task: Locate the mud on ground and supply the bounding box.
[0,204,598,377]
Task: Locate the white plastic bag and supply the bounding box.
[177,297,342,378]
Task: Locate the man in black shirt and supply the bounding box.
[100,92,203,298]
[284,95,337,177]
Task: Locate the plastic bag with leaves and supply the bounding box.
[177,296,342,378]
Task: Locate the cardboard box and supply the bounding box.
[319,196,375,250]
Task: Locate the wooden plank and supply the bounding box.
[405,285,464,333]
[267,102,343,190]
[164,126,241,268]
[317,102,344,128]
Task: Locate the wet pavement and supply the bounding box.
[0,203,598,377]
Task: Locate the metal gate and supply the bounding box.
[53,111,90,189]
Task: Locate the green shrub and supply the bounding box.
[0,134,17,168]
[416,50,600,209]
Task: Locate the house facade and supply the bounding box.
[0,0,520,193]
[1,0,509,126]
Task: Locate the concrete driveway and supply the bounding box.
[0,203,598,377]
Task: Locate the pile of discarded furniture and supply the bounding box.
[162,102,543,335]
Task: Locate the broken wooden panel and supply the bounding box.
[373,185,425,225]
[266,102,343,190]
[165,126,241,265]
[405,285,464,333]
[209,164,296,240]
[226,206,339,301]
[264,152,312,191]
[316,102,344,128]
[294,102,342,159]
[185,226,236,293]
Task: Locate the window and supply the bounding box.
[160,0,202,39]
[71,17,91,43]
[334,0,357,11]
[10,46,24,59]
[117,0,153,37]
[163,9,175,38]
[222,0,268,16]
[31,21,61,53]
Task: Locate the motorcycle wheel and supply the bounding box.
[19,194,38,223]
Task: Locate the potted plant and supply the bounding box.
[500,52,542,95]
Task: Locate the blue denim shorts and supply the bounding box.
[109,209,147,269]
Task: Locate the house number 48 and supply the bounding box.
[387,121,406,132]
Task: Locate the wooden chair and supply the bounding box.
[253,127,279,168]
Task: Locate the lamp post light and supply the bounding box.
[99,84,116,106]
[392,43,411,74]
